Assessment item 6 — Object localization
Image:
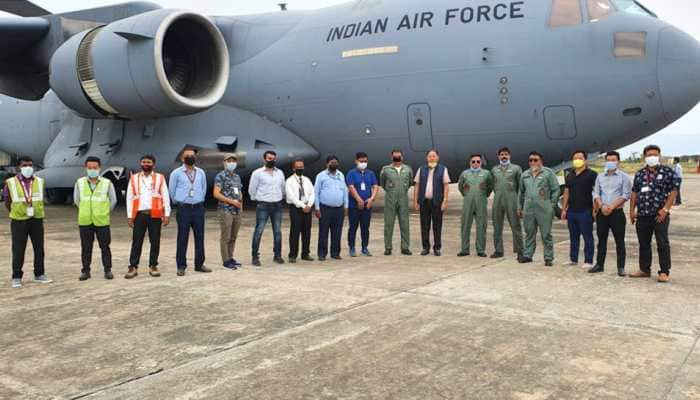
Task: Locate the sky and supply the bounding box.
[3,0,699,157]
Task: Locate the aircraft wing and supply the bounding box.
[0,0,50,17]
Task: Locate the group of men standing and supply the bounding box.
[4,144,681,288]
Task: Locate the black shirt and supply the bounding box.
[565,168,598,211]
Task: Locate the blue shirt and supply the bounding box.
[632,165,681,217]
[346,168,378,208]
[315,170,349,209]
[593,169,632,208]
[169,165,207,205]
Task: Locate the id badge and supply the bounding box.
[188,189,195,198]
[641,186,651,193]
[360,182,366,191]
[233,187,239,195]
[26,206,34,217]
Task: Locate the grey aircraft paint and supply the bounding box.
[0,0,698,201]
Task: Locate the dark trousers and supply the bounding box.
[80,225,112,273]
[419,199,443,251]
[289,207,312,259]
[11,218,45,279]
[636,215,671,275]
[129,212,162,268]
[252,201,283,259]
[176,204,205,269]
[567,209,595,264]
[676,183,682,205]
[595,209,626,270]
[318,205,344,258]
[348,207,372,250]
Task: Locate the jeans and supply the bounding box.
[252,201,283,259]
[176,204,205,269]
[595,209,626,270]
[129,213,162,268]
[80,225,112,272]
[636,215,671,275]
[318,205,344,258]
[567,209,594,264]
[419,199,443,251]
[348,207,372,251]
[289,207,312,259]
[11,218,45,279]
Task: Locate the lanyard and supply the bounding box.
[17,177,32,205]
[644,168,658,185]
[185,168,197,185]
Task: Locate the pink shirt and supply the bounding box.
[414,167,450,200]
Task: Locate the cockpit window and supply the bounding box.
[587,0,614,22]
[549,0,582,28]
[612,0,657,17]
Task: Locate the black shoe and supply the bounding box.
[401,249,412,256]
[195,266,212,273]
[518,257,533,264]
[289,258,297,264]
[302,255,315,262]
[331,255,342,260]
[318,256,326,261]
[177,269,186,276]
[421,249,430,256]
[274,257,285,265]
[434,250,441,257]
[457,251,470,257]
[104,270,114,280]
[617,268,626,277]
[545,260,553,267]
[490,252,504,259]
[477,253,487,258]
[588,265,605,274]
[384,249,392,256]
[252,258,262,267]
[79,272,91,281]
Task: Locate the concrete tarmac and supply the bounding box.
[1,176,699,400]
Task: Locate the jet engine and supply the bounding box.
[49,9,229,120]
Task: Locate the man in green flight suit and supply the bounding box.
[457,154,493,257]
[518,151,561,267]
[380,149,413,256]
[491,147,525,261]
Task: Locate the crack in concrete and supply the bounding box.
[662,332,700,400]
[69,369,164,400]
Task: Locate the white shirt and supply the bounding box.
[249,167,285,202]
[285,174,315,209]
[126,172,172,217]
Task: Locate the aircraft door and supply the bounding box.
[407,103,434,152]
[544,105,578,140]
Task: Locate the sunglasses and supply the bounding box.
[470,160,481,164]
[528,158,540,163]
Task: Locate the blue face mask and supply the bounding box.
[604,161,618,171]
[86,169,100,179]
[225,162,237,172]
[471,167,481,172]
[500,159,510,166]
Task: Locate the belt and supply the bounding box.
[258,201,282,206]
[320,204,343,209]
[178,202,204,208]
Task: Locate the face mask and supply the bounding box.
[572,159,585,169]
[141,165,153,173]
[605,161,618,171]
[184,156,196,166]
[265,160,276,168]
[500,158,510,166]
[646,156,660,167]
[328,164,339,172]
[471,167,481,172]
[393,156,402,163]
[225,162,237,172]
[295,169,304,176]
[357,162,368,170]
[428,162,438,168]
[86,169,100,179]
[20,166,33,178]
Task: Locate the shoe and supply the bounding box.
[289,258,297,264]
[420,249,430,256]
[362,249,372,257]
[232,259,243,267]
[582,263,594,270]
[384,249,392,256]
[125,267,138,279]
[177,269,186,276]
[349,248,357,257]
[149,266,162,276]
[477,253,487,258]
[434,250,441,257]
[490,252,504,259]
[562,261,578,267]
[658,273,670,283]
[401,249,412,256]
[273,257,285,265]
[79,272,91,281]
[617,268,626,277]
[318,256,326,261]
[302,255,315,262]
[588,265,604,274]
[331,255,343,260]
[545,260,553,267]
[518,257,533,264]
[11,279,22,289]
[223,260,237,270]
[195,266,213,273]
[33,275,52,284]
[252,258,262,267]
[457,251,470,257]
[628,271,651,278]
[104,270,114,280]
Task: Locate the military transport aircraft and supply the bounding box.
[0,0,698,202]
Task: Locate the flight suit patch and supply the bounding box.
[464,183,470,191]
[479,182,486,190]
[539,188,546,198]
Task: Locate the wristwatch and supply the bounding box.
[663,207,670,213]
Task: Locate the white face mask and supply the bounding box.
[645,156,660,167]
[357,162,368,170]
[225,162,237,172]
[20,166,34,178]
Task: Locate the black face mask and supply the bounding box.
[294,169,304,176]
[393,157,402,163]
[328,164,339,172]
[184,156,196,166]
[141,165,153,172]
[265,160,276,168]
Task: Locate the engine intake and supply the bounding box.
[50,9,229,119]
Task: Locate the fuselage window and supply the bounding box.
[549,0,583,28]
[612,0,656,17]
[587,0,614,22]
[614,32,647,58]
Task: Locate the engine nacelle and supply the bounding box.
[49,9,229,120]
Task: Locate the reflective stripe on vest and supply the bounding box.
[77,177,111,227]
[130,172,164,219]
[7,176,45,220]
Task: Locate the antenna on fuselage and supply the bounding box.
[278,3,288,11]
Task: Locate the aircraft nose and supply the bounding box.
[657,27,700,124]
